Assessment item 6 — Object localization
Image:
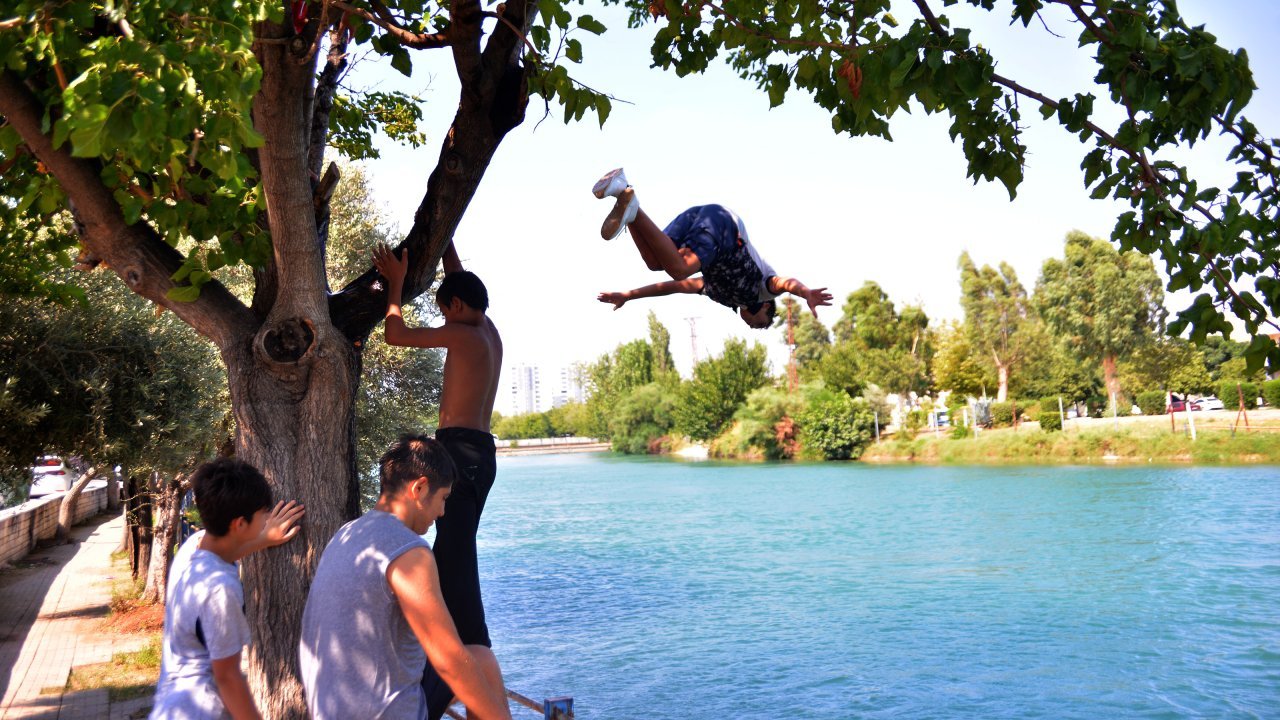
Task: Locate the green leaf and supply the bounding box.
[390,48,412,77]
[576,15,606,35]
[68,104,111,158]
[595,94,612,128]
[166,285,201,302]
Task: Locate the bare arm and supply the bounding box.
[597,277,704,310]
[211,652,262,720]
[373,245,475,349]
[232,501,304,561]
[442,240,464,274]
[388,549,512,720]
[768,276,833,317]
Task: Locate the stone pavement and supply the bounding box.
[0,511,153,719]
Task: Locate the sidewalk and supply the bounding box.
[0,510,153,719]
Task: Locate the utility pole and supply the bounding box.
[685,317,699,365]
[786,301,798,393]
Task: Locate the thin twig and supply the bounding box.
[328,0,450,49]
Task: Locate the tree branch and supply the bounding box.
[327,0,450,49]
[0,71,257,350]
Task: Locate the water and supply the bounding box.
[471,455,1280,719]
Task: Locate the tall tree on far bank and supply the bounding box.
[673,338,769,441]
[1035,231,1165,402]
[958,252,1032,401]
[933,321,992,399]
[775,296,831,379]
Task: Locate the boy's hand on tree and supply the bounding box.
[373,245,408,286]
[598,292,628,310]
[806,287,832,317]
[260,500,305,547]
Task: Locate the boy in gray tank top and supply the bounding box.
[299,434,511,720]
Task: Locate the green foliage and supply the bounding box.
[1118,337,1213,395]
[1035,231,1165,391]
[1136,391,1168,416]
[933,321,992,398]
[609,383,677,454]
[722,385,806,460]
[775,297,831,378]
[950,423,971,440]
[989,401,1015,428]
[901,409,927,440]
[796,389,875,460]
[1262,380,1280,409]
[673,339,769,441]
[958,252,1032,398]
[1220,381,1259,411]
[1037,411,1062,432]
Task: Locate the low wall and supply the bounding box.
[0,486,112,566]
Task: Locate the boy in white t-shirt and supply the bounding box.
[151,458,304,719]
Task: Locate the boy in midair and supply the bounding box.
[373,241,505,719]
[593,168,833,326]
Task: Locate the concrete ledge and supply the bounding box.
[0,488,111,566]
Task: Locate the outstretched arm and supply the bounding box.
[768,277,833,317]
[597,277,704,310]
[373,245,472,349]
[442,240,464,274]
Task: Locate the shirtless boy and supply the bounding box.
[592,168,832,327]
[373,241,505,720]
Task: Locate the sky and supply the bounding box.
[346,1,1280,379]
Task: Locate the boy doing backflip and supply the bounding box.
[373,240,505,720]
[593,168,833,327]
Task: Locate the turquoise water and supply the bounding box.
[473,455,1280,719]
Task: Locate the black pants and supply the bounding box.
[424,426,497,719]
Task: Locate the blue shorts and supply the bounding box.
[663,204,740,270]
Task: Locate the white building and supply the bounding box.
[497,364,587,416]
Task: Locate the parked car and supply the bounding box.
[29,456,71,498]
[1198,396,1225,411]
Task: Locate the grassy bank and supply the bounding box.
[862,423,1280,464]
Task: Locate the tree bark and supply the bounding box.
[129,474,154,581]
[140,474,187,605]
[106,470,120,512]
[1102,353,1121,403]
[54,467,97,545]
[995,361,1010,402]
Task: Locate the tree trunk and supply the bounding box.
[54,467,97,545]
[141,474,187,605]
[1102,353,1121,403]
[228,334,362,717]
[995,361,1010,402]
[106,471,120,512]
[129,474,154,581]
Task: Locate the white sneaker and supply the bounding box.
[592,168,629,199]
[601,187,639,240]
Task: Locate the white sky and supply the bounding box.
[348,1,1280,378]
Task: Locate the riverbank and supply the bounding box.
[496,441,610,457]
[861,422,1280,464]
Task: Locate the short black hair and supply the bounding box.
[191,458,273,537]
[744,299,777,324]
[436,271,489,312]
[379,434,457,497]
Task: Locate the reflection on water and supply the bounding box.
[476,456,1280,719]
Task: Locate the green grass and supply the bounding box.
[64,637,162,702]
[862,426,1280,464]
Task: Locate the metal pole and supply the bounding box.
[1187,399,1197,441]
[1168,390,1176,433]
[874,412,880,442]
[1111,391,1119,432]
[1058,396,1065,432]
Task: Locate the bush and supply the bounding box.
[950,424,971,440]
[1037,411,1063,432]
[989,402,1015,427]
[796,391,875,460]
[609,383,677,454]
[901,409,927,439]
[1263,379,1280,408]
[1220,380,1260,410]
[1136,390,1167,416]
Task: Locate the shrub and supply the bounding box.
[989,402,1015,427]
[1263,379,1280,408]
[796,391,875,460]
[950,424,971,440]
[1136,390,1167,416]
[1037,411,1063,432]
[901,409,927,439]
[1220,380,1260,410]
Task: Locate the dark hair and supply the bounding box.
[191,458,273,537]
[436,271,489,312]
[379,434,457,497]
[744,299,777,324]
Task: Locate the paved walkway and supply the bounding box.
[0,511,153,719]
